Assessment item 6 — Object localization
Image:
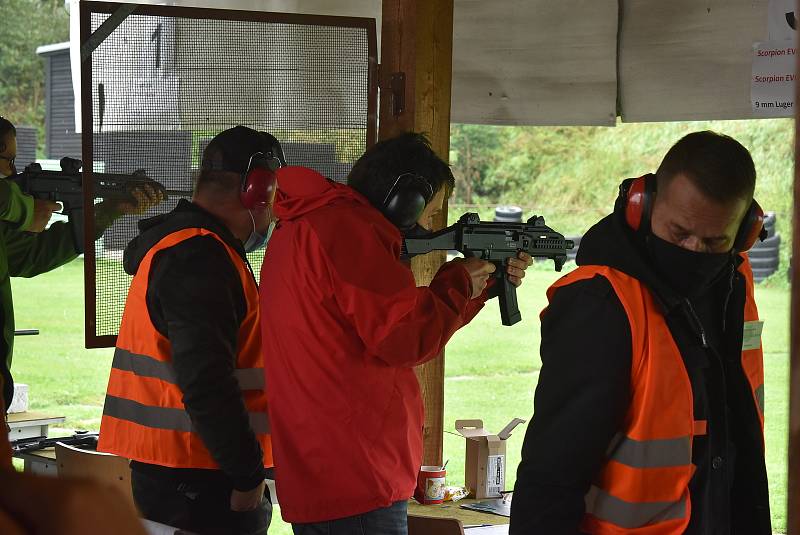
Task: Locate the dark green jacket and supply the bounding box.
[1,179,78,408]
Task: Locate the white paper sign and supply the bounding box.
[769,0,798,41]
[743,320,765,351]
[486,454,505,498]
[752,41,796,117]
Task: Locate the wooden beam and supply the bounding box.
[379,0,454,466]
[789,40,800,535]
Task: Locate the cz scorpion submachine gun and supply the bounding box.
[402,213,574,326]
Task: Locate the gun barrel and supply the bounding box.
[91,174,191,197]
[14,329,39,336]
[165,189,193,197]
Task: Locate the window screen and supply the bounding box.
[81,2,377,347]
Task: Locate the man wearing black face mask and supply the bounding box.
[98,126,282,534]
[510,131,771,535]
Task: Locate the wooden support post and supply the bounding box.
[379,0,454,466]
[789,41,800,535]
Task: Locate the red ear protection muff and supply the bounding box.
[619,174,656,236]
[382,173,434,231]
[240,152,278,209]
[734,200,766,252]
[618,173,766,251]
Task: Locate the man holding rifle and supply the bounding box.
[260,133,538,534]
[0,117,164,412]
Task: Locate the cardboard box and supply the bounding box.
[455,418,525,499]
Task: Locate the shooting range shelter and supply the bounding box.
[72,0,800,531]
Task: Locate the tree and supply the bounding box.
[0,0,70,152]
[449,124,509,203]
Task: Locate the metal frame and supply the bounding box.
[789,43,800,535]
[43,55,52,159]
[80,0,378,348]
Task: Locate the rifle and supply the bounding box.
[11,431,99,455]
[11,157,192,253]
[402,212,574,326]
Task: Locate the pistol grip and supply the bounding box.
[66,206,85,254]
[497,269,522,326]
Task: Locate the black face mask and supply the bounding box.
[645,233,733,298]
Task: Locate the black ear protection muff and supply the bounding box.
[382,173,434,231]
[240,152,278,209]
[617,173,766,251]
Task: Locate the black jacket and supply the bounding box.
[510,209,771,535]
[124,199,267,492]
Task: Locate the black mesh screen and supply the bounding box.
[83,4,376,346]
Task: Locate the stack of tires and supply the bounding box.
[494,205,524,223]
[748,212,779,283]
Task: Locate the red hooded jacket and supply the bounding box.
[260,166,487,523]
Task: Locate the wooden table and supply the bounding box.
[7,411,66,475]
[408,498,509,526]
[7,411,65,441]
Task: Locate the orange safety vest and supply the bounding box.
[545,256,764,534]
[98,228,273,470]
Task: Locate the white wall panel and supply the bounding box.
[71,0,787,125]
[619,0,771,122]
[451,0,619,126]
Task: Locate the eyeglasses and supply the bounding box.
[0,155,15,168]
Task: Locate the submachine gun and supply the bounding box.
[402,213,574,326]
[11,431,99,455]
[11,157,190,253]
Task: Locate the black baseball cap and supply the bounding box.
[201,125,286,174]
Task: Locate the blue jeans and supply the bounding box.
[292,500,408,535]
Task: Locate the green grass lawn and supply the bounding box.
[8,259,792,533]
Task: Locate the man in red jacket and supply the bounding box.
[260,133,532,534]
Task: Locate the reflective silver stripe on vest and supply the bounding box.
[585,486,687,529]
[103,394,271,435]
[104,394,194,432]
[113,347,176,383]
[607,433,691,468]
[113,348,265,391]
[755,383,765,415]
